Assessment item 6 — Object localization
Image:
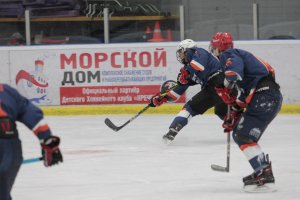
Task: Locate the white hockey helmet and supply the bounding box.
[177,39,197,52]
[176,39,196,64]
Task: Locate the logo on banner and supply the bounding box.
[15,60,49,104]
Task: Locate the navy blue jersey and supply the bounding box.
[167,48,222,100]
[185,48,222,87]
[0,84,51,140]
[220,49,274,103]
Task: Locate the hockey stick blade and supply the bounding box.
[211,164,229,172]
[104,83,178,133]
[104,118,123,132]
[104,105,151,132]
[22,157,43,164]
[211,105,231,173]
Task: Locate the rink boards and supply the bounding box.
[41,104,300,115]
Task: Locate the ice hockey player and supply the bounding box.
[209,32,282,192]
[0,83,63,200]
[149,39,228,143]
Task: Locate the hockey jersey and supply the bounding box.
[167,47,222,100]
[0,84,52,140]
[220,49,274,104]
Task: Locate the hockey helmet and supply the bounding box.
[176,39,197,64]
[209,32,233,56]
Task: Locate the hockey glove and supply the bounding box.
[222,106,243,132]
[41,136,63,167]
[177,67,190,85]
[215,87,237,105]
[149,92,168,107]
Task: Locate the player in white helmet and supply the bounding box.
[149,39,230,143]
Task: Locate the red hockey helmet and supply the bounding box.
[209,32,233,55]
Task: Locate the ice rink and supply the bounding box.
[14,114,300,200]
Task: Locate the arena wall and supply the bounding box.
[0,40,299,115]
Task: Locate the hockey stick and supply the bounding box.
[105,83,178,132]
[22,157,43,164]
[105,104,151,132]
[211,105,231,172]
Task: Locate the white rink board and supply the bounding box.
[0,40,300,105]
[0,50,10,83]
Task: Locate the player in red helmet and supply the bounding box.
[209,32,234,57]
[210,32,282,192]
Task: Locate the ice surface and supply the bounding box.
[13,114,300,200]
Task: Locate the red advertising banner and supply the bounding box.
[60,85,185,105]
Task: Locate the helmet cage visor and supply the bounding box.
[176,48,185,64]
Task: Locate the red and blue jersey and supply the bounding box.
[0,84,51,141]
[167,48,222,100]
[220,49,275,104]
[184,48,222,87]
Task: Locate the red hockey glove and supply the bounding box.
[177,67,190,85]
[222,106,243,132]
[41,136,63,167]
[215,87,237,105]
[149,92,168,107]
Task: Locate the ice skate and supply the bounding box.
[162,129,178,144]
[243,161,276,193]
[162,124,182,145]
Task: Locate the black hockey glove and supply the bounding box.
[41,136,63,167]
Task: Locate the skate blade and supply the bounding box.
[162,137,173,145]
[243,183,277,193]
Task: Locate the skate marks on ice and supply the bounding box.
[15,115,300,200]
[244,183,277,193]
